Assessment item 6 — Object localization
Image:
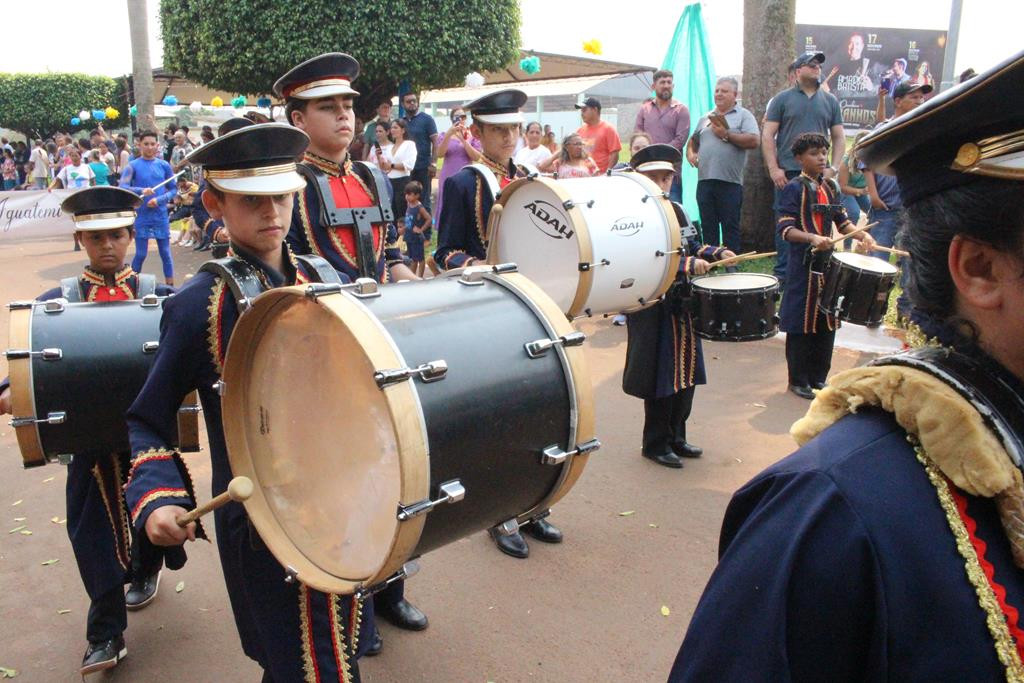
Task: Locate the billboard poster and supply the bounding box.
[796,25,947,129]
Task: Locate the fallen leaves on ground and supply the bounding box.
[753,402,767,408]
[618,510,635,517]
[40,559,59,566]
[19,530,31,536]
[0,666,17,678]
[8,526,25,534]
[649,523,658,528]
[41,477,54,483]
[175,581,185,593]
[660,605,671,617]
[12,518,25,522]
[57,609,70,615]
[10,501,22,507]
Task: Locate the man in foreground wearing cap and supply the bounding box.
[276,52,426,640]
[123,122,374,681]
[433,89,567,559]
[0,186,176,675]
[576,96,621,174]
[762,51,845,285]
[278,52,417,285]
[668,50,1024,680]
[623,144,734,469]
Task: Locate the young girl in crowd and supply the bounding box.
[403,180,431,277]
[539,133,598,178]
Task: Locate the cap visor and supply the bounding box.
[635,161,676,173]
[208,170,308,195]
[74,216,136,231]
[290,84,360,99]
[473,112,524,124]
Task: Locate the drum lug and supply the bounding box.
[43,299,66,314]
[212,380,226,396]
[541,438,601,465]
[655,247,685,257]
[7,300,33,310]
[304,282,343,299]
[396,480,466,521]
[562,199,574,210]
[142,341,160,354]
[178,404,202,415]
[375,360,448,388]
[494,517,520,536]
[349,278,381,298]
[12,411,66,427]
[55,453,74,466]
[525,331,586,358]
[283,566,299,584]
[355,561,421,601]
[578,258,610,272]
[458,263,518,285]
[5,347,62,361]
[140,294,161,307]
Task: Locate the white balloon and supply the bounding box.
[189,101,203,113]
[79,110,90,120]
[464,72,485,88]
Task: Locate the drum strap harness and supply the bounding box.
[296,161,394,280]
[200,255,341,314]
[59,273,155,302]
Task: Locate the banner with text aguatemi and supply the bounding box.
[0,189,77,240]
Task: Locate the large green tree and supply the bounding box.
[0,73,120,139]
[160,0,520,120]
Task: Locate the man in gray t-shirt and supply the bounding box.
[762,51,845,282]
[686,77,759,251]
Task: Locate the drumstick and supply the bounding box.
[829,221,877,246]
[148,170,187,194]
[872,244,910,257]
[706,250,755,269]
[176,476,253,527]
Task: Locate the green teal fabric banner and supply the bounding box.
[662,2,716,228]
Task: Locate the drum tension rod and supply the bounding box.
[142,341,160,354]
[396,480,466,521]
[11,412,66,427]
[641,192,670,203]
[375,360,448,388]
[524,331,586,359]
[7,301,34,310]
[655,247,686,257]
[305,278,380,300]
[355,561,421,600]
[561,199,595,210]
[5,348,63,361]
[541,438,602,465]
[578,259,610,272]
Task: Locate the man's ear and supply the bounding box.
[202,189,224,220]
[290,108,306,130]
[948,235,1006,311]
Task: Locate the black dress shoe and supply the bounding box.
[81,636,127,675]
[489,527,529,559]
[524,518,563,544]
[125,570,160,611]
[811,381,827,390]
[376,598,428,631]
[788,384,816,400]
[671,441,703,458]
[642,449,684,469]
[365,631,383,656]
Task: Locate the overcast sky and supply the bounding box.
[1,1,1018,83]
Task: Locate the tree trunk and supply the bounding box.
[127,0,156,134]
[739,0,796,252]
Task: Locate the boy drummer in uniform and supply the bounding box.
[622,144,735,469]
[123,122,374,682]
[0,186,176,675]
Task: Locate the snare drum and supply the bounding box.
[487,172,681,319]
[818,251,899,326]
[690,273,780,341]
[221,265,597,594]
[6,296,202,467]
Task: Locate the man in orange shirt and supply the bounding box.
[575,97,621,173]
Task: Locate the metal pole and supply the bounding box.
[939,0,964,92]
[536,95,544,123]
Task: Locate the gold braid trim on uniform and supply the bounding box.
[298,585,317,682]
[91,456,131,570]
[790,364,1024,566]
[474,176,487,248]
[350,594,362,653]
[328,594,354,683]
[915,447,1024,682]
[207,278,227,376]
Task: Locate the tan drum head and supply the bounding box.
[7,305,45,467]
[692,273,779,291]
[222,286,429,594]
[834,251,900,273]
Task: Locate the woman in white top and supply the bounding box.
[365,121,391,169]
[377,118,417,222]
[513,121,552,170]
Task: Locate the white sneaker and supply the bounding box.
[180,240,193,247]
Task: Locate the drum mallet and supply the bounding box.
[176,476,254,527]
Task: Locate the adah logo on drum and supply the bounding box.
[610,216,643,237]
[523,200,574,240]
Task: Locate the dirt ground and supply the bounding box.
[0,236,878,682]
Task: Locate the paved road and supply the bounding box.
[0,237,878,681]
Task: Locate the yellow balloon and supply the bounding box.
[211,96,224,107]
[105,106,120,120]
[583,39,603,55]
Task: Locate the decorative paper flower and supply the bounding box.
[519,56,542,75]
[231,96,246,109]
[105,107,120,120]
[92,109,106,121]
[79,109,91,121]
[189,101,203,113]
[211,96,224,107]
[464,72,485,88]
[256,96,272,108]
[583,39,603,55]
[162,95,178,106]
[71,117,80,126]
[129,105,138,117]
